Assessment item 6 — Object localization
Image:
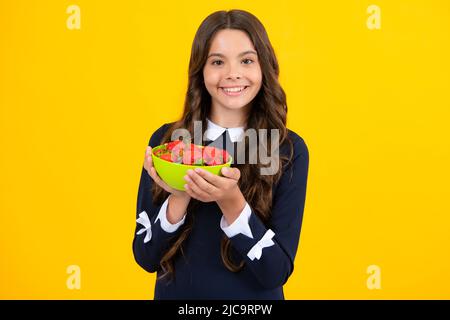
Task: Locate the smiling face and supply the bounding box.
[203,29,263,118]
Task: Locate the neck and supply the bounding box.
[209,103,250,128]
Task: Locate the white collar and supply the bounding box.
[205,118,245,142]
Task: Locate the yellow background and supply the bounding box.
[1,0,449,299]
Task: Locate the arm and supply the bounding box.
[132,124,189,273]
[221,135,309,289]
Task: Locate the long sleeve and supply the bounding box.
[132,124,186,273]
[156,195,187,233]
[220,202,253,238]
[223,133,309,289]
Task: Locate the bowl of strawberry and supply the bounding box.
[151,140,232,191]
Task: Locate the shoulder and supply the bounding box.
[148,121,177,147]
[272,129,309,190]
[278,129,309,181]
[281,129,309,161]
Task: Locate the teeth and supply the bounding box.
[222,86,246,93]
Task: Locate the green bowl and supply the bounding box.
[151,144,233,191]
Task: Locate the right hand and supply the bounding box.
[144,146,191,200]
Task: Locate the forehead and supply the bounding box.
[208,29,256,55]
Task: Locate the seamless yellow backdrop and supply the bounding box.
[1,0,449,299]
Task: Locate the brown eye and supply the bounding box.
[242,59,254,65]
[212,60,223,66]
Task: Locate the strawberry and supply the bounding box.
[171,152,183,164]
[160,152,172,162]
[167,140,184,151]
[222,150,230,163]
[182,144,203,165]
[170,141,184,163]
[203,146,229,166]
[157,142,229,166]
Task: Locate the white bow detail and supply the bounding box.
[136,211,152,243]
[247,229,275,261]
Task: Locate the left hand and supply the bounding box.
[183,166,241,202]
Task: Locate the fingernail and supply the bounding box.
[184,184,189,189]
[187,169,193,175]
[222,167,229,174]
[184,175,190,182]
[194,168,202,173]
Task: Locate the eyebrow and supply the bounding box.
[207,50,258,59]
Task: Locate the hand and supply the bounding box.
[183,166,242,203]
[144,146,191,201]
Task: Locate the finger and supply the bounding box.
[184,184,200,201]
[144,151,178,195]
[147,152,153,166]
[184,172,211,199]
[193,168,224,187]
[144,153,153,173]
[148,167,162,185]
[221,167,240,181]
[233,168,241,180]
[145,147,152,164]
[144,146,152,162]
[184,183,206,201]
[186,169,217,195]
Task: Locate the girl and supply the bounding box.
[133,9,309,300]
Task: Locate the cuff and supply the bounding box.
[155,195,186,233]
[220,202,254,239]
[247,229,275,261]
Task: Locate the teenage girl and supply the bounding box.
[133,9,309,299]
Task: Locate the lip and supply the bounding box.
[219,86,249,96]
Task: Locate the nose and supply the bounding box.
[225,63,242,80]
[226,73,241,80]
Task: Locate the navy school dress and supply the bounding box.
[132,123,309,299]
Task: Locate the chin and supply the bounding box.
[221,101,251,110]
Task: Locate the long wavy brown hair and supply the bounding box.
[152,9,294,281]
